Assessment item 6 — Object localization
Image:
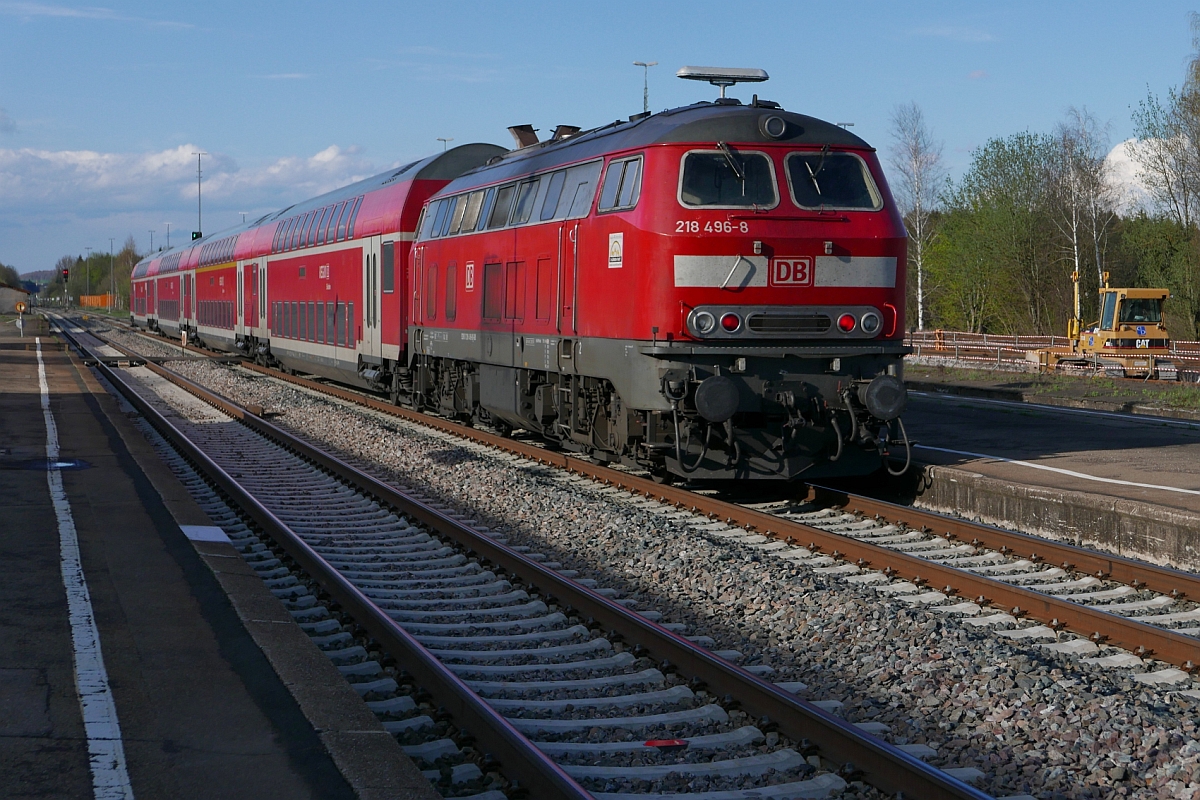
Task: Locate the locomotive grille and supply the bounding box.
[746,312,831,334]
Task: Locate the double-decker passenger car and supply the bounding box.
[133,73,909,481]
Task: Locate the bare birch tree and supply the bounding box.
[888,102,945,331]
[1128,12,1200,229]
[1052,107,1116,303]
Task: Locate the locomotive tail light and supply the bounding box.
[859,311,881,335]
[836,313,856,333]
[692,310,717,335]
[720,312,742,333]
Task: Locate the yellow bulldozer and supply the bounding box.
[1029,272,1177,380]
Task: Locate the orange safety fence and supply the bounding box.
[78,294,115,308]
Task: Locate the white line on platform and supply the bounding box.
[37,337,136,800]
[913,443,1200,497]
[909,391,1200,431]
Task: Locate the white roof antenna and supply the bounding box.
[677,66,768,99]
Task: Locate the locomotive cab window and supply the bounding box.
[598,156,643,212]
[680,148,777,208]
[785,151,882,211]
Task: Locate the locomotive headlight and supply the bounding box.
[692,310,717,335]
[859,311,881,335]
[836,313,857,333]
[720,312,742,333]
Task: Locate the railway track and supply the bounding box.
[99,318,1200,681]
[52,315,996,799]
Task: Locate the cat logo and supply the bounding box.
[608,233,623,269]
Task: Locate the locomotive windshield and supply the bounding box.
[1118,298,1163,324]
[680,150,777,207]
[786,152,882,210]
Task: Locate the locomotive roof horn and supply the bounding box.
[676,66,769,99]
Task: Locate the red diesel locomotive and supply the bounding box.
[132,70,909,481]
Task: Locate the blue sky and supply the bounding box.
[0,0,1195,272]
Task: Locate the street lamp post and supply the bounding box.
[149,230,154,253]
[192,151,208,239]
[165,222,171,249]
[437,137,453,151]
[109,237,115,312]
[633,61,658,114]
[84,246,92,299]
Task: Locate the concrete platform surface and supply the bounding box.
[904,391,1200,513]
[0,319,435,799]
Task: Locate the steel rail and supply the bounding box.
[89,321,1200,670]
[52,321,593,800]
[63,320,992,800]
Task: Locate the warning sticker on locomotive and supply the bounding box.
[769,257,813,287]
[608,233,623,269]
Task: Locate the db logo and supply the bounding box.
[770,257,813,287]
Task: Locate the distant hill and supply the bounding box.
[22,270,55,283]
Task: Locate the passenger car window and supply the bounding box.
[785,152,882,210]
[680,150,776,207]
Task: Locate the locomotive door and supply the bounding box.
[361,237,382,360]
[557,221,580,373]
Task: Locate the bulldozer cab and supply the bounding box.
[1079,287,1169,355]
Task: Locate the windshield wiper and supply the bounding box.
[805,144,830,196]
[717,141,745,182]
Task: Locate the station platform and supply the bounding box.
[0,315,434,799]
[898,389,1200,571]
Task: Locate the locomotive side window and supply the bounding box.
[785,152,882,211]
[563,161,603,218]
[487,185,517,229]
[540,172,567,221]
[460,190,486,232]
[680,150,777,207]
[428,200,450,238]
[476,188,497,231]
[510,180,540,225]
[599,156,643,212]
[446,195,469,236]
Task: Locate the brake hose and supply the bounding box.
[673,406,711,474]
[885,418,911,476]
[828,415,844,462]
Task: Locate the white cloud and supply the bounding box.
[0,143,383,214]
[1105,139,1152,215]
